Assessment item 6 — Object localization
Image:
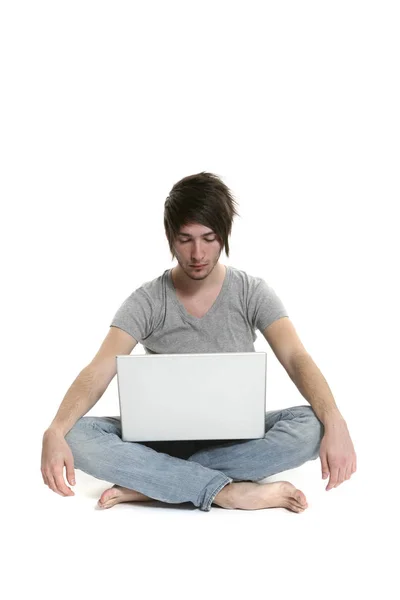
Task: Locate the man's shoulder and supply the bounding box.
[229,265,264,288]
[130,270,167,306]
[120,270,167,305]
[139,269,168,292]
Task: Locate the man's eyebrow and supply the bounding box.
[178,231,215,237]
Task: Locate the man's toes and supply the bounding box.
[99,487,119,504]
[98,497,110,508]
[97,492,118,509]
[295,490,307,506]
[98,498,116,509]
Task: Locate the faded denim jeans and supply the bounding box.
[65,405,324,511]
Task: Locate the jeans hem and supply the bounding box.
[200,475,234,512]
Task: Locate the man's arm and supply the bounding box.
[41,326,138,497]
[287,352,344,426]
[46,366,107,437]
[46,326,138,437]
[262,317,343,426]
[263,317,357,490]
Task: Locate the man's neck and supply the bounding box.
[171,262,226,296]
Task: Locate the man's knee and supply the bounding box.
[64,417,106,471]
[290,405,324,460]
[305,407,324,459]
[65,416,98,446]
[64,417,105,469]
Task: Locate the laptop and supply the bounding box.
[116,352,267,442]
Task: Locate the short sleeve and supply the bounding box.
[248,279,289,332]
[110,288,155,343]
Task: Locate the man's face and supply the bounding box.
[173,222,223,280]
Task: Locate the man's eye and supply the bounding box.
[180,238,216,243]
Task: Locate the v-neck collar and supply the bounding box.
[167,265,231,322]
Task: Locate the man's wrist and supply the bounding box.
[322,410,347,430]
[44,425,65,438]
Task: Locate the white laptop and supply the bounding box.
[116,352,267,442]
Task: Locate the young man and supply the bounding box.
[41,171,357,513]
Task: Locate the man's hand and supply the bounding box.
[320,419,357,491]
[41,429,76,497]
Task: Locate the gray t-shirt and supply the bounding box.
[110,265,289,354]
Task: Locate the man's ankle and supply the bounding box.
[213,482,235,508]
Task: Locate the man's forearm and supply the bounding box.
[288,352,344,427]
[46,367,104,437]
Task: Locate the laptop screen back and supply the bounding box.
[117,352,267,442]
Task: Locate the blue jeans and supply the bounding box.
[65,405,324,511]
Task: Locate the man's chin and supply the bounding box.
[186,265,210,278]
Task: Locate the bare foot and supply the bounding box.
[213,481,308,512]
[97,485,153,509]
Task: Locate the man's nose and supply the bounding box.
[191,241,206,258]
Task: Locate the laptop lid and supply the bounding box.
[116,352,267,442]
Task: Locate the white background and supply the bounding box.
[1,1,399,598]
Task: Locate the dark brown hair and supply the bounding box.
[164,171,240,261]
